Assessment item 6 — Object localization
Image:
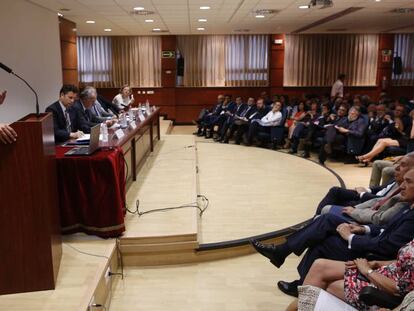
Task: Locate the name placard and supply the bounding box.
[114,129,125,140]
[138,113,146,122]
[129,121,137,130]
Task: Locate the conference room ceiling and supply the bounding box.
[28,0,414,35]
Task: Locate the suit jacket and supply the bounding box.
[72,101,101,134]
[45,101,78,143]
[351,194,406,225]
[351,204,414,257]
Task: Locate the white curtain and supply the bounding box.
[284,34,379,87]
[77,36,112,87]
[177,35,269,87]
[77,36,161,87]
[225,35,268,87]
[392,34,414,86]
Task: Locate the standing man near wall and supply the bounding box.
[0,90,17,144]
[331,74,346,100]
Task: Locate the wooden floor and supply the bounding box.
[109,125,371,311]
[1,122,372,310]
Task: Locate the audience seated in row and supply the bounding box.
[194,92,414,166]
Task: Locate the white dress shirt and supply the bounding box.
[258,110,282,127]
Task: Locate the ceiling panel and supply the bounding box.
[27,0,414,35]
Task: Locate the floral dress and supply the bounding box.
[344,240,414,310]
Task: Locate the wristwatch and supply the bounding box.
[367,269,374,276]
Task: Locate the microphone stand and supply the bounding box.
[0,63,40,118]
[11,72,40,117]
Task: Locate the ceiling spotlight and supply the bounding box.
[145,19,154,22]
[57,12,64,17]
[375,0,381,2]
[200,6,210,10]
[299,5,310,9]
[134,6,145,11]
[197,27,205,31]
[198,18,207,22]
[86,20,95,24]
[255,14,265,18]
[104,28,112,32]
[153,28,161,31]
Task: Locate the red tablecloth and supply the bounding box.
[55,146,126,238]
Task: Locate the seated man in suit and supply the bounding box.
[319,106,367,165]
[0,90,17,144]
[245,101,283,146]
[72,86,114,134]
[321,153,414,225]
[250,168,414,298]
[216,96,247,142]
[223,97,256,144]
[234,98,268,145]
[195,94,225,136]
[45,85,84,143]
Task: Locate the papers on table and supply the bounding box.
[76,134,90,142]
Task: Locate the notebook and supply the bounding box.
[64,124,100,156]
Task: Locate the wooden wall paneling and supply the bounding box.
[59,17,78,86]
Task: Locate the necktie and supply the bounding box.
[371,187,401,211]
[64,110,71,133]
[85,110,90,121]
[241,106,250,117]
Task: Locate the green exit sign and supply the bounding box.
[162,51,175,58]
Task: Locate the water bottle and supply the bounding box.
[128,108,134,121]
[120,112,127,128]
[100,123,108,142]
[145,99,150,112]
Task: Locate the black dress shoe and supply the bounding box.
[277,280,299,297]
[249,240,286,268]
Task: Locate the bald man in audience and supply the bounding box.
[0,90,17,144]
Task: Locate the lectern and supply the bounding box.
[0,113,61,295]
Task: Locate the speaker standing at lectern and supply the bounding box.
[0,90,18,144]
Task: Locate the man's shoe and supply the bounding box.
[249,240,286,268]
[277,280,299,297]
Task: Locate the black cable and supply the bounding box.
[136,194,209,217]
[115,238,124,279]
[64,243,109,259]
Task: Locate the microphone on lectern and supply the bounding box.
[0,62,40,117]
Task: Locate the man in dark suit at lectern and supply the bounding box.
[0,90,18,144]
[45,85,84,144]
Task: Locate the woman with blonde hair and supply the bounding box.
[112,85,135,110]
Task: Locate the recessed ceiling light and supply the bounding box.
[153,28,161,31]
[86,20,95,24]
[57,12,64,17]
[198,18,207,22]
[255,14,265,18]
[134,7,145,11]
[375,0,381,2]
[299,5,310,9]
[200,6,210,10]
[104,28,112,32]
[145,19,154,23]
[197,27,205,31]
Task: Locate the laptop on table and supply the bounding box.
[64,124,101,156]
